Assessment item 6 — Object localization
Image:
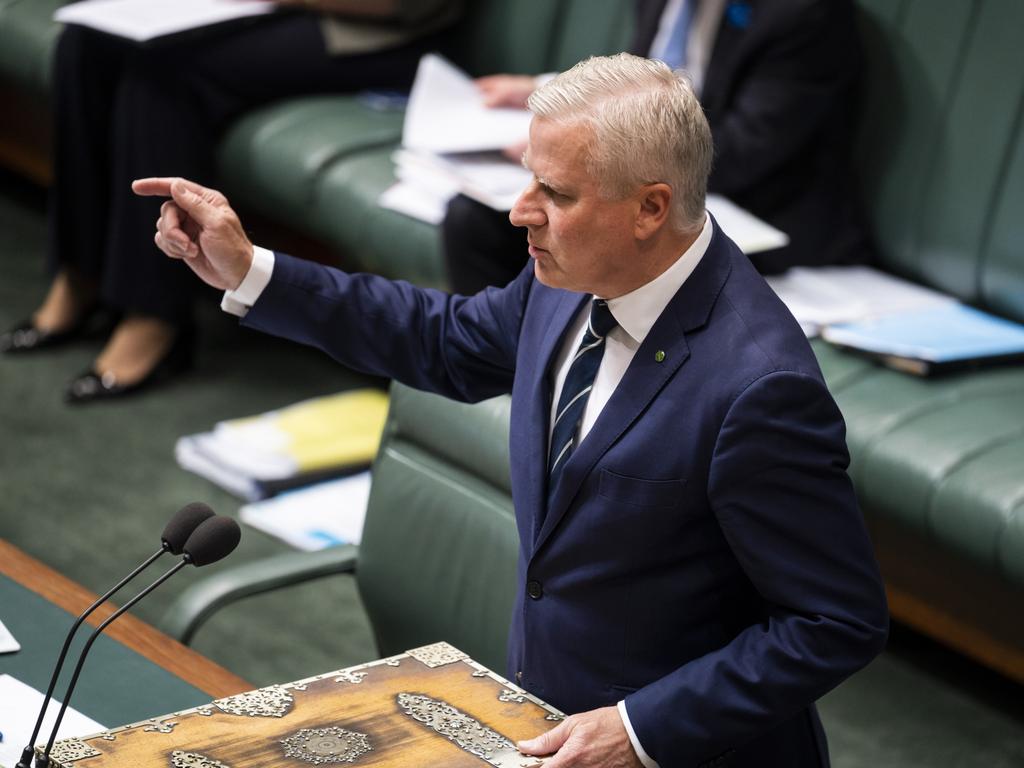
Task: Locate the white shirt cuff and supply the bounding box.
[617,700,659,768]
[221,245,275,317]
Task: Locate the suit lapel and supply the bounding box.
[523,290,588,545]
[534,224,735,554]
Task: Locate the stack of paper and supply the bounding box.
[239,472,372,551]
[765,265,956,337]
[176,389,389,501]
[402,53,533,154]
[379,54,532,223]
[54,0,275,43]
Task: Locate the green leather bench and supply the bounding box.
[2,0,1023,683]
[811,0,1024,682]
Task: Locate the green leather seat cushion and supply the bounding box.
[216,95,403,224]
[814,340,1024,589]
[309,145,445,287]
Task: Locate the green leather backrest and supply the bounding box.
[546,0,635,73]
[354,383,517,672]
[448,0,633,77]
[447,0,566,76]
[854,0,1024,321]
[979,105,1024,320]
[0,0,68,92]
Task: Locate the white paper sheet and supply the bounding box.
[765,265,955,336]
[403,54,532,153]
[705,194,789,254]
[0,675,106,768]
[54,0,275,43]
[239,473,371,551]
[0,619,20,654]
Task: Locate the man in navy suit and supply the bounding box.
[136,53,888,768]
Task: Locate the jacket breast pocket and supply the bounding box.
[597,468,687,510]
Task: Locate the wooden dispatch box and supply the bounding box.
[43,642,562,768]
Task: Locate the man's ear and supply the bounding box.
[635,183,673,240]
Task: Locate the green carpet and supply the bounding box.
[0,171,1021,766]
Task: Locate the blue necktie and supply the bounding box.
[657,0,697,71]
[548,299,618,504]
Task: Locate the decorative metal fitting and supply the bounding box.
[280,727,372,764]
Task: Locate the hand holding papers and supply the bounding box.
[380,54,533,224]
[402,54,533,155]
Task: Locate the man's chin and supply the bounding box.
[532,258,564,289]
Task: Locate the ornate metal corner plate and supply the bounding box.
[280,727,372,764]
[213,685,293,718]
[45,738,101,765]
[171,751,232,768]
[397,693,516,765]
[406,641,469,668]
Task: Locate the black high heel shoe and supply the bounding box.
[64,327,196,404]
[0,306,117,354]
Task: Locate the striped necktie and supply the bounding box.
[548,299,618,502]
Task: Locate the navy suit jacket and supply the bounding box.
[243,223,888,768]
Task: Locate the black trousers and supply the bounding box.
[49,13,436,324]
[442,194,528,295]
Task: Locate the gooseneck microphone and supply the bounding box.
[13,503,215,768]
[35,515,241,768]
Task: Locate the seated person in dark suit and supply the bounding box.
[443,0,871,295]
[0,0,461,403]
[136,52,887,767]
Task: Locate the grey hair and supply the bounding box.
[527,53,712,233]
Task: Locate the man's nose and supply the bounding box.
[509,185,544,228]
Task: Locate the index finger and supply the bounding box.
[132,176,209,198]
[132,177,177,197]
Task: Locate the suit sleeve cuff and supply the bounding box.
[221,245,275,317]
[618,700,659,768]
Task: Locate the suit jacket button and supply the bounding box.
[516,670,523,683]
[527,580,543,599]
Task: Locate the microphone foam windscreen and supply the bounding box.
[182,516,242,567]
[162,502,216,554]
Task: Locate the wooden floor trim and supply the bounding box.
[0,539,250,698]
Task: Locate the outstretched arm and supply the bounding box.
[134,176,528,403]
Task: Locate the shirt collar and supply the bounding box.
[602,212,713,345]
